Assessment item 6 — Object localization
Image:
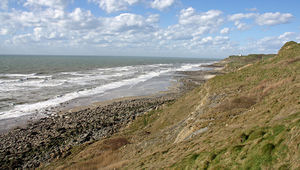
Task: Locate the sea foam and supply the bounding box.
[0,62,213,120]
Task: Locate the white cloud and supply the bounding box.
[0,1,297,57]
[148,8,234,55]
[244,32,299,53]
[0,28,8,35]
[2,4,159,49]
[228,12,293,29]
[0,0,8,10]
[153,8,224,42]
[278,32,295,39]
[151,0,175,10]
[220,27,229,34]
[177,7,224,35]
[197,36,229,46]
[255,12,293,26]
[234,21,249,30]
[24,0,70,9]
[184,35,232,54]
[1,4,234,57]
[146,14,160,23]
[91,0,175,13]
[156,25,193,41]
[103,13,158,33]
[179,8,223,26]
[228,13,257,21]
[91,0,139,13]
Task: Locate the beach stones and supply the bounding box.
[0,96,175,169]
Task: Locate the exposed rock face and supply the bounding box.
[0,96,174,169]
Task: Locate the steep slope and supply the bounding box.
[46,42,300,170]
[168,41,300,169]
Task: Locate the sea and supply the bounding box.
[0,55,217,122]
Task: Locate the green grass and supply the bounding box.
[172,123,295,170]
[225,54,275,72]
[140,42,300,169]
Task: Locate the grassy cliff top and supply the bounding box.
[45,42,300,170]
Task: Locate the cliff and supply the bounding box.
[46,42,300,169]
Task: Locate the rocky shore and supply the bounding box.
[0,96,176,169]
[0,65,221,169]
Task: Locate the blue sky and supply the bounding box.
[0,0,299,58]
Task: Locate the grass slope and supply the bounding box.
[171,41,300,170]
[45,42,300,170]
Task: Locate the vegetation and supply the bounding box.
[43,41,300,169]
[224,54,275,72]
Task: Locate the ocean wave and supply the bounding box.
[0,73,52,79]
[0,69,171,119]
[0,62,215,119]
[176,63,203,71]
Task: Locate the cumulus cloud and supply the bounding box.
[91,0,175,13]
[24,0,70,9]
[2,3,160,49]
[155,25,193,41]
[244,32,299,53]
[183,35,233,55]
[234,21,249,30]
[151,0,175,10]
[228,13,257,21]
[278,32,295,39]
[90,0,139,13]
[67,8,101,30]
[0,1,297,57]
[148,8,235,55]
[179,8,223,26]
[196,36,229,45]
[146,14,160,23]
[153,8,224,42]
[103,13,158,33]
[255,12,293,26]
[177,7,224,36]
[228,12,293,29]
[220,27,229,34]
[0,4,236,57]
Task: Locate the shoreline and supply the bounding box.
[0,75,181,134]
[0,64,223,169]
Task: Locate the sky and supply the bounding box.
[0,0,299,58]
